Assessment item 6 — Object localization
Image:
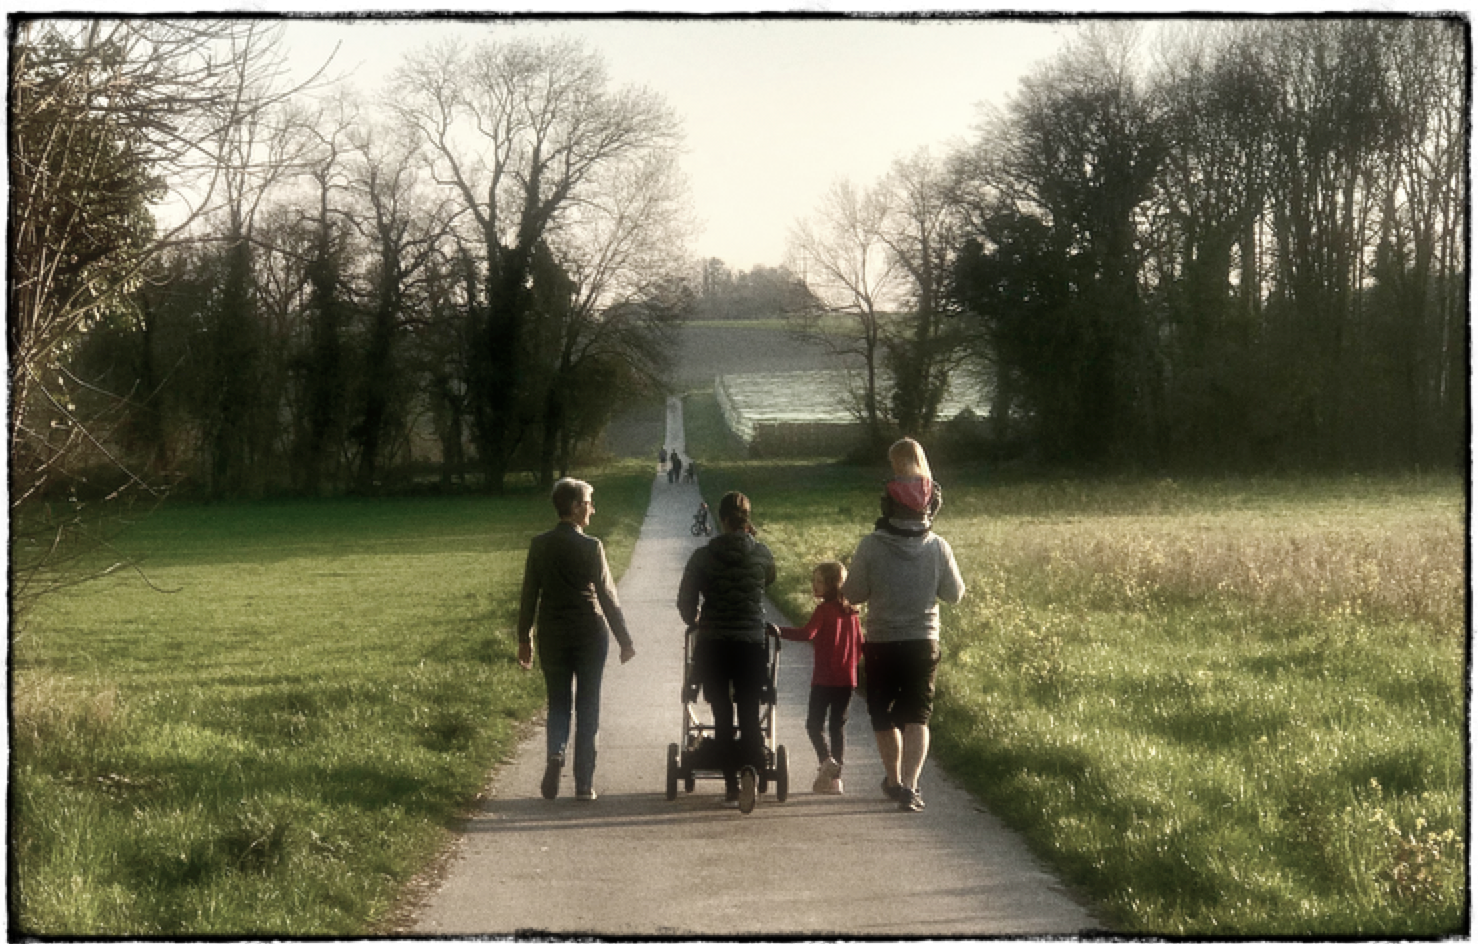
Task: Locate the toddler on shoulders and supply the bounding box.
[883,437,941,529]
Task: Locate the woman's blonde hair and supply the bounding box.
[888,437,932,479]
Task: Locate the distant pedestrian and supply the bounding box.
[670,452,683,484]
[844,439,964,813]
[677,491,776,813]
[777,561,862,795]
[659,446,668,472]
[684,458,698,483]
[517,477,637,802]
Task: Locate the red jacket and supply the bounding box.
[779,598,863,688]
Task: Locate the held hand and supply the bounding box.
[517,639,533,671]
[619,644,637,664]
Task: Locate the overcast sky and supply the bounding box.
[277,15,1077,271]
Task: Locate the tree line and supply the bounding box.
[11,17,1468,534]
[12,20,695,515]
[789,19,1466,470]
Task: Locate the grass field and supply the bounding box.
[9,465,654,936]
[685,392,1467,937]
[11,383,1468,937]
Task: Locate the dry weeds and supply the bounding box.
[989,511,1463,631]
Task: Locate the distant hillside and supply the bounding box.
[604,322,857,459]
[670,322,856,388]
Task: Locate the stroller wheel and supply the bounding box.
[775,744,789,803]
[665,743,680,801]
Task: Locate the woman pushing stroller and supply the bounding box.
[676,491,776,813]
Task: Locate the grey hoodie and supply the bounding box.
[842,527,965,643]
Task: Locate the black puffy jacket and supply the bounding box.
[676,531,777,642]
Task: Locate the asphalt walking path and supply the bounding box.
[410,397,1100,938]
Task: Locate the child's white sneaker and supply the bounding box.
[814,758,843,794]
[812,763,832,793]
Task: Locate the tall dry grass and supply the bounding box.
[1000,513,1463,631]
[691,455,1467,935]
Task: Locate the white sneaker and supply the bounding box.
[828,777,844,795]
[812,763,833,794]
[814,758,843,794]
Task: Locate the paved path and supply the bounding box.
[411,397,1100,938]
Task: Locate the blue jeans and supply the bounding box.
[540,629,609,792]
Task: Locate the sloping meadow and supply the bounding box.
[10,470,653,936]
[698,461,1466,936]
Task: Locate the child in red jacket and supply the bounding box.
[779,561,863,795]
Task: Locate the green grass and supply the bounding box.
[10,462,655,936]
[685,393,1467,937]
[15,387,1469,938]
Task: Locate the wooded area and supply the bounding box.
[10,18,1467,523]
[954,20,1466,469]
[792,20,1466,469]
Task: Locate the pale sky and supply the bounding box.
[279,15,1077,272]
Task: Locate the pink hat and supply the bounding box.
[887,477,933,514]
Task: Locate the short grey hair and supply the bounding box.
[552,477,593,518]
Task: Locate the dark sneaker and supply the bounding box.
[738,767,758,815]
[722,786,740,809]
[575,788,597,802]
[541,756,563,800]
[881,777,904,801]
[898,787,925,812]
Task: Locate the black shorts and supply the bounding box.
[863,639,940,731]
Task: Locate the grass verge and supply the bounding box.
[10,463,654,936]
[685,392,1466,937]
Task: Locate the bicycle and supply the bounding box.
[690,502,712,536]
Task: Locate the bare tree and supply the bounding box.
[533,150,695,482]
[786,177,903,446]
[1144,22,1277,464]
[343,118,457,493]
[8,18,317,609]
[388,36,681,491]
[877,147,971,437]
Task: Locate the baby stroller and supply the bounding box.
[666,625,789,803]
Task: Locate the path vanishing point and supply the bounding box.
[410,396,1100,938]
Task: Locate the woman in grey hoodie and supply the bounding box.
[842,441,965,813]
